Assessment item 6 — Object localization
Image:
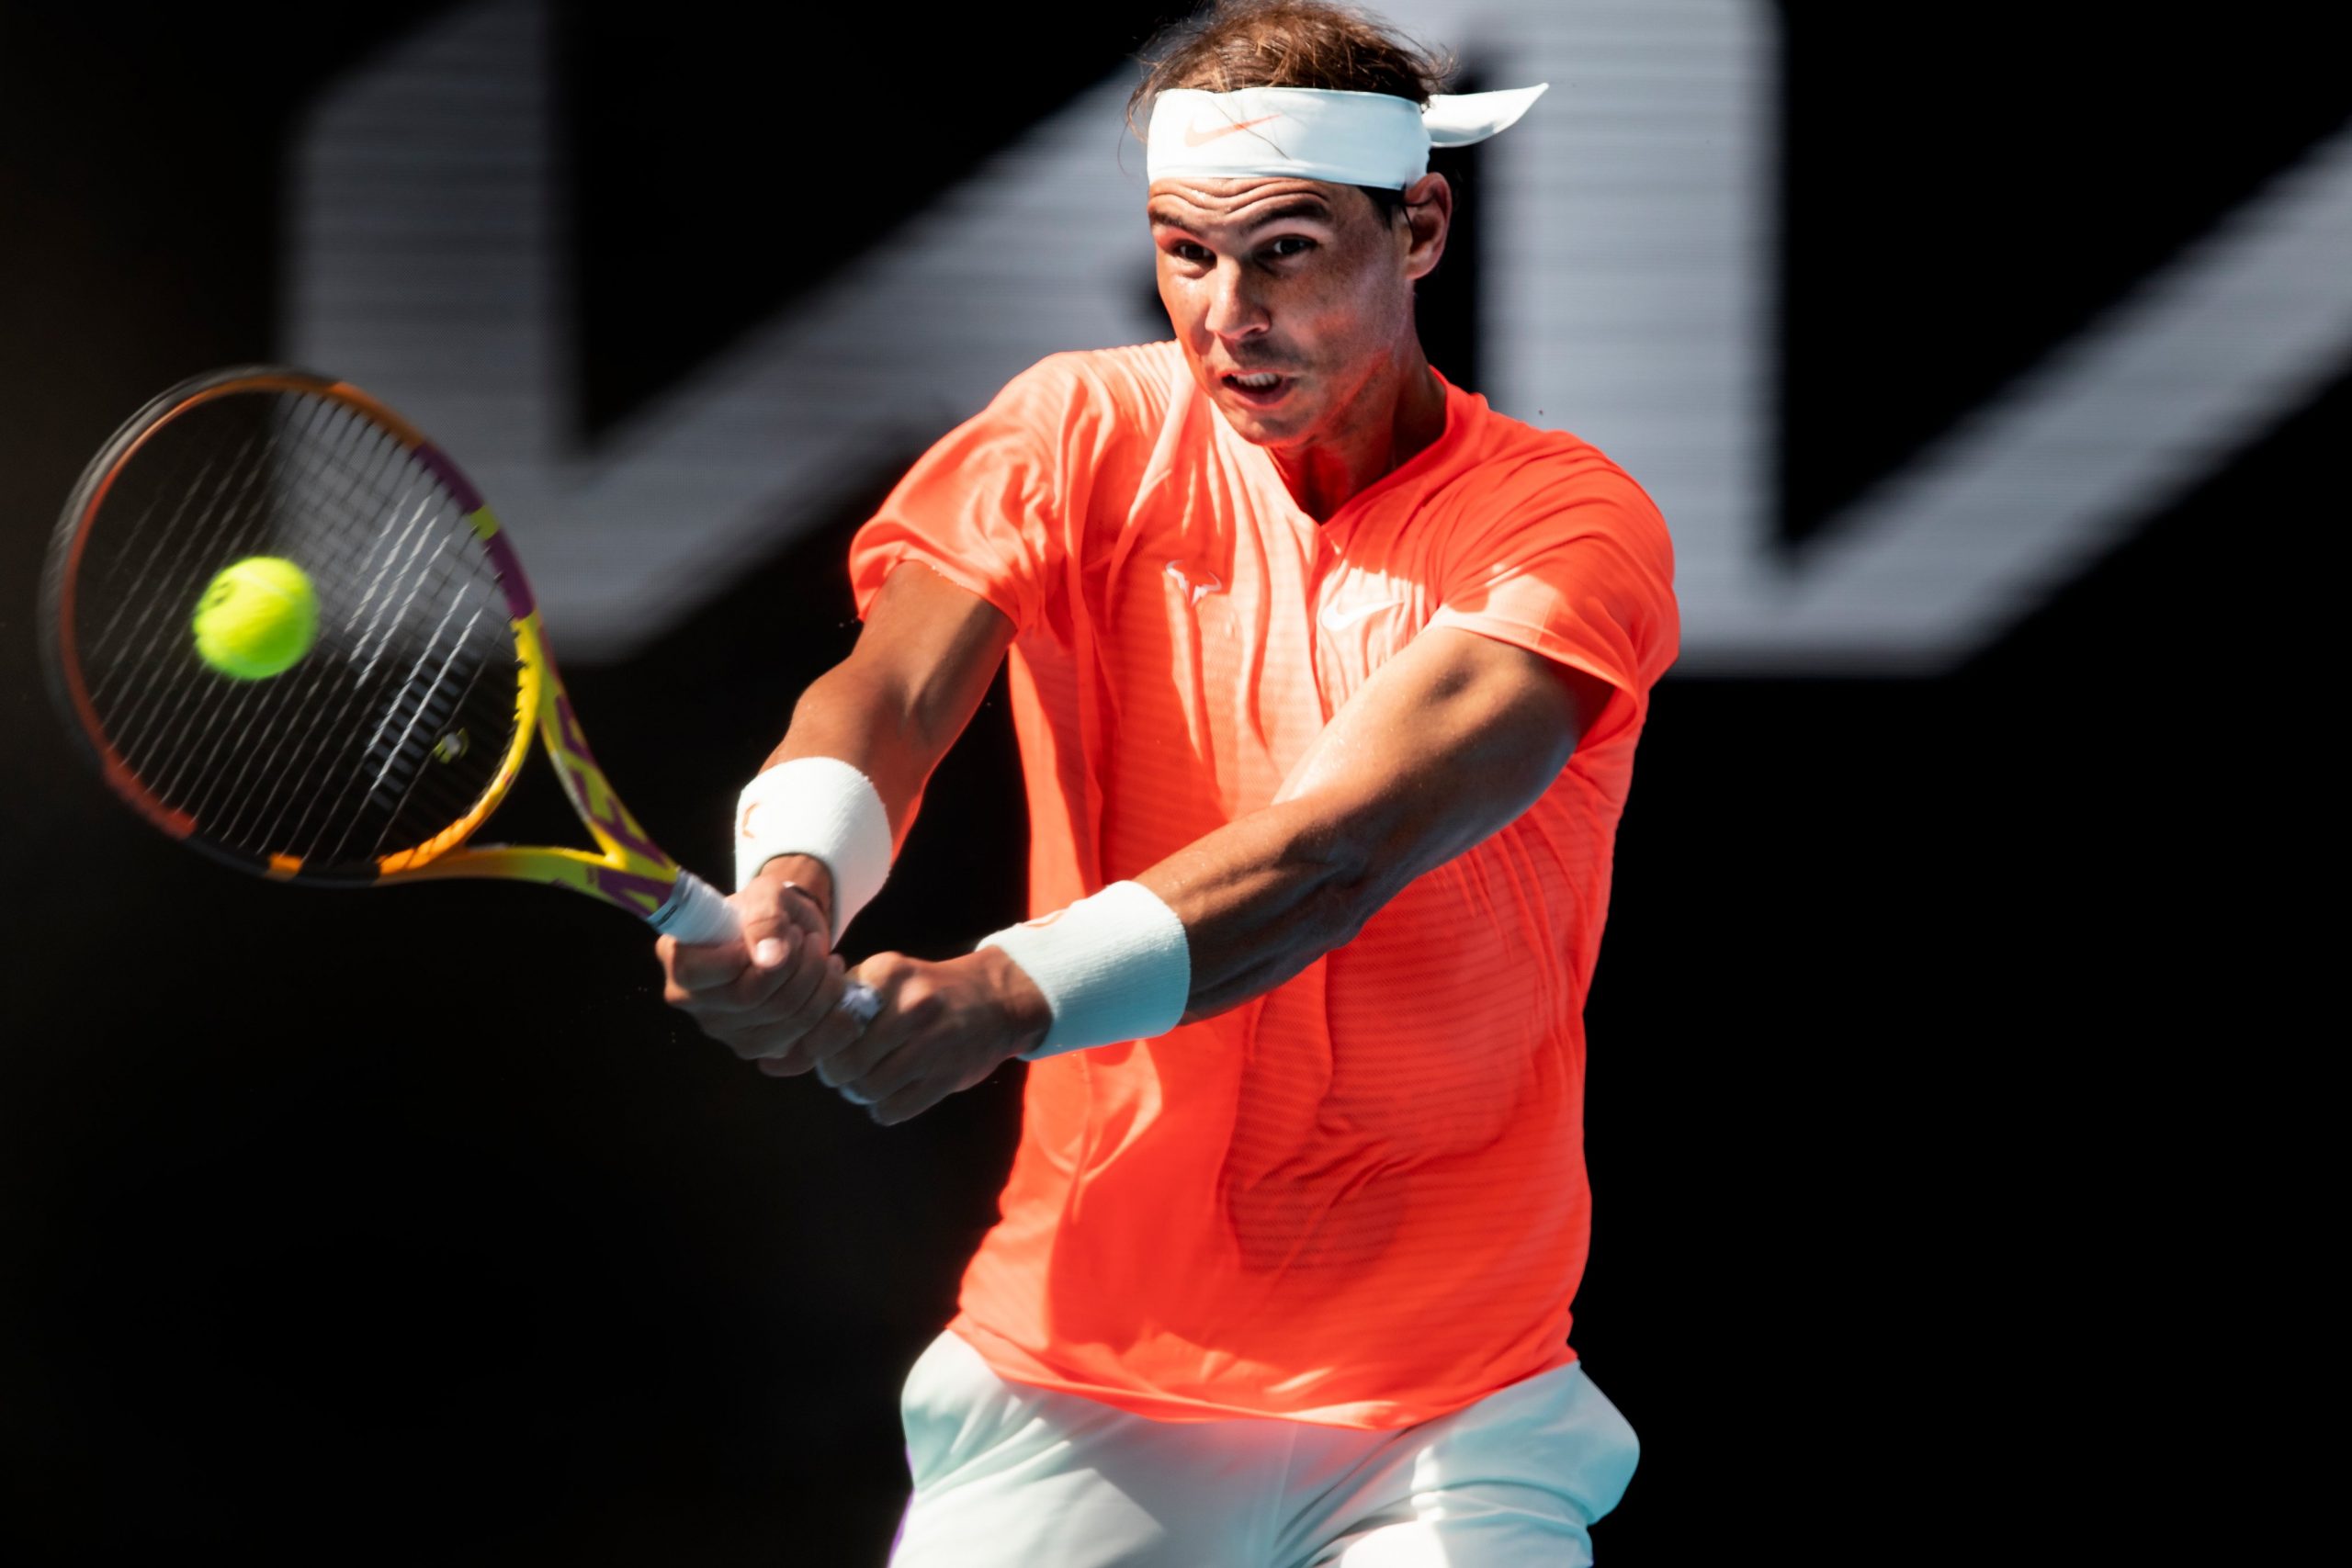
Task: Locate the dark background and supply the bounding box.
[1,3,2334,1562]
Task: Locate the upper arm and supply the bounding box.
[1252,462,1672,921]
[798,354,1112,817]
[1423,464,1679,746]
[845,352,1129,638]
[1273,625,1611,894]
[778,562,1017,832]
[839,562,1019,750]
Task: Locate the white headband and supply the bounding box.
[1145,84,1547,190]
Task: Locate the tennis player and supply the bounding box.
[662,2,1679,1561]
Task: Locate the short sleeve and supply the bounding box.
[1425,462,1679,737]
[847,355,1102,634]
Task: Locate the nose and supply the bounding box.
[1204,258,1267,343]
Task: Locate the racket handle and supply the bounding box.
[651,869,881,1025]
[839,980,881,1025]
[650,869,741,945]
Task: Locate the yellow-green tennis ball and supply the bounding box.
[192,557,319,680]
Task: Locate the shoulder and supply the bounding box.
[1450,403,1674,578]
[993,342,1189,442]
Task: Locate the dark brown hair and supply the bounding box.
[1130,1,1456,221]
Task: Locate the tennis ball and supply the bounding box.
[192,557,319,680]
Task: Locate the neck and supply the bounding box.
[1270,342,1447,523]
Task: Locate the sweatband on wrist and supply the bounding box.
[978,882,1192,1061]
[734,757,892,942]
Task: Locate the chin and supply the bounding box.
[1213,392,1320,449]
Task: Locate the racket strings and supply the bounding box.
[65,387,525,875]
[232,399,516,864]
[289,412,516,854]
[131,397,390,817]
[346,604,501,863]
[191,407,435,846]
[87,423,284,728]
[139,399,412,830]
[216,409,461,843]
[85,433,266,692]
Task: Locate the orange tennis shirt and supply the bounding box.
[848,341,1679,1429]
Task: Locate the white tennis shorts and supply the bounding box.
[888,1329,1640,1567]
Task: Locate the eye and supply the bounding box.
[1263,235,1318,260]
[1167,241,1213,265]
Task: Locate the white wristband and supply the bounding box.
[735,758,892,942]
[978,881,1192,1061]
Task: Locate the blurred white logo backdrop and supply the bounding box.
[287,0,2352,670]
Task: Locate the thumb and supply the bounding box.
[729,888,797,972]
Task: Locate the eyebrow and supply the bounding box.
[1149,196,1339,232]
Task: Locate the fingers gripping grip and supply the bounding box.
[652,870,880,1023]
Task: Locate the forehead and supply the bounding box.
[1146,175,1367,231]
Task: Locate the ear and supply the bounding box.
[1398,173,1452,283]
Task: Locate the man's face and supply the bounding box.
[1148,176,1438,451]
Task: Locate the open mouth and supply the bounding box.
[1221,371,1291,405]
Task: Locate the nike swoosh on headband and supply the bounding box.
[1183,114,1282,148]
[1147,85,1549,191]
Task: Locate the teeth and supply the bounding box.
[1232,373,1280,389]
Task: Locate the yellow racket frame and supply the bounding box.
[48,368,696,925]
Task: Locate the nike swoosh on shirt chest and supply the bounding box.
[1165,560,1225,607]
[1317,597,1409,633]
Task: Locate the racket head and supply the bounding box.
[40,367,539,886]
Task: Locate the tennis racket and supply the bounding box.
[40,365,876,1019]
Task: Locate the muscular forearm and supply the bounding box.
[1136,794,1406,1019]
[765,660,946,841]
[1136,631,1602,1022]
[1136,758,1542,1020]
[741,564,1017,915]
